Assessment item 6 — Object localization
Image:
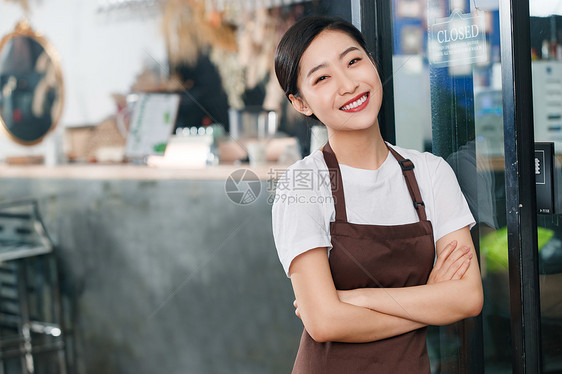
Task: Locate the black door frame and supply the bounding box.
[352,0,396,144]
[499,0,542,372]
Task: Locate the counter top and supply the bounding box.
[4,154,555,181]
[0,162,291,181]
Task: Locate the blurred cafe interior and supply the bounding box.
[0,0,561,373]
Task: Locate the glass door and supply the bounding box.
[389,1,506,371]
[353,0,558,372]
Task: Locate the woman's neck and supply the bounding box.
[326,120,388,170]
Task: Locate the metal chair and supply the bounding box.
[0,199,67,374]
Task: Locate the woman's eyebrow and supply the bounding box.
[339,46,360,60]
[306,63,327,79]
[305,46,361,79]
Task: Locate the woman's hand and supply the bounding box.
[427,240,472,284]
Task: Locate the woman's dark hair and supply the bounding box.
[274,16,373,100]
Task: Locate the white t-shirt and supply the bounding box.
[271,143,475,277]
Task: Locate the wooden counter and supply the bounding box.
[0,162,291,180]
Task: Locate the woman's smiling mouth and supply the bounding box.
[339,92,370,112]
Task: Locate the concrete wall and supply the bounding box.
[0,177,301,374]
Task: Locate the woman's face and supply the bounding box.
[290,29,383,132]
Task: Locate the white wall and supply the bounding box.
[472,0,562,15]
[393,55,432,152]
[531,0,562,17]
[0,0,166,159]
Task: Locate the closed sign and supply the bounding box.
[429,10,488,68]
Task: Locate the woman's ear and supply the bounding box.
[289,94,313,116]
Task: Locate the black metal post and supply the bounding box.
[352,0,396,144]
[499,0,542,372]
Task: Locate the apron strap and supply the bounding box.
[322,141,348,222]
[322,141,428,223]
[386,145,428,222]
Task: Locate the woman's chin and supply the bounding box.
[326,111,379,132]
[327,121,378,133]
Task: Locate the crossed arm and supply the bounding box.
[289,226,483,343]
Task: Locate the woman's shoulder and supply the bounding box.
[274,148,330,195]
[281,148,327,177]
[388,143,444,171]
[388,144,464,197]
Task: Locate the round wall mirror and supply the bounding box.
[0,20,64,145]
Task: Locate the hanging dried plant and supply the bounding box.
[208,7,284,110]
[209,48,245,109]
[162,0,236,67]
[162,0,301,110]
[3,0,30,13]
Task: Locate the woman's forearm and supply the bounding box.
[309,300,426,343]
[346,279,483,326]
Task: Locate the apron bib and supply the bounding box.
[292,141,435,374]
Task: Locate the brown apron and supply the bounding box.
[291,141,435,374]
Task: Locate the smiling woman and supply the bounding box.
[271,16,483,373]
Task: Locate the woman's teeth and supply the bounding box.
[340,94,368,111]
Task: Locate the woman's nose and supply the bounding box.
[336,70,358,95]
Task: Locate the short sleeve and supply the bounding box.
[430,157,476,242]
[271,164,333,277]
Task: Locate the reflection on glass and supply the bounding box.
[467,4,516,372]
[0,21,63,145]
[530,2,562,372]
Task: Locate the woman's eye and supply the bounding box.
[349,58,361,66]
[314,75,328,84]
